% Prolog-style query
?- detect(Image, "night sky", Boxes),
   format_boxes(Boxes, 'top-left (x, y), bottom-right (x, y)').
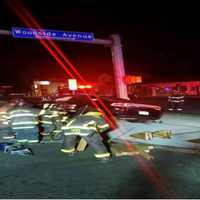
top-left (1, 1), bottom-right (200, 90)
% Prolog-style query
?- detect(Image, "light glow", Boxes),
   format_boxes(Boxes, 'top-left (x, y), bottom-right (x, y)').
top-left (68, 79), bottom-right (77, 90)
top-left (78, 85), bottom-right (92, 89)
top-left (38, 81), bottom-right (50, 85)
top-left (138, 111), bottom-right (150, 116)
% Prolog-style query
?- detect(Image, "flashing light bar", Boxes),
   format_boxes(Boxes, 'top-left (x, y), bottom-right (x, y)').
top-left (78, 85), bottom-right (93, 89)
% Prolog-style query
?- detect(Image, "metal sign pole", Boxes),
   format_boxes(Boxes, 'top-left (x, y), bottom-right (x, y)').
top-left (0, 29), bottom-right (128, 99)
top-left (0, 29), bottom-right (10, 35)
top-left (110, 34), bottom-right (128, 99)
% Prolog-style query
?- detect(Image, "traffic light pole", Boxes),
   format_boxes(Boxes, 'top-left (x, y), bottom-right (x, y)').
top-left (0, 29), bottom-right (128, 99)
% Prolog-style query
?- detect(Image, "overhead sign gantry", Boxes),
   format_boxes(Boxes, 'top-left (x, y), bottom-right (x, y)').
top-left (0, 27), bottom-right (128, 99)
top-left (12, 27), bottom-right (94, 41)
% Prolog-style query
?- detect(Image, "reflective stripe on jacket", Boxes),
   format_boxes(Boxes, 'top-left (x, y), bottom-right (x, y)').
top-left (0, 103), bottom-right (16, 125)
top-left (39, 109), bottom-right (55, 127)
top-left (168, 95), bottom-right (184, 103)
top-left (8, 107), bottom-right (39, 130)
top-left (0, 111), bottom-right (8, 123)
top-left (62, 112), bottom-right (110, 136)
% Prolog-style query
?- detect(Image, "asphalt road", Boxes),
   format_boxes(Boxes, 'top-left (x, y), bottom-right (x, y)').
top-left (0, 142), bottom-right (200, 199)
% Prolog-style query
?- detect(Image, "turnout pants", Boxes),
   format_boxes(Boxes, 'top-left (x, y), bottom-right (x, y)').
top-left (168, 101), bottom-right (184, 111)
top-left (13, 127), bottom-right (39, 143)
top-left (62, 130), bottom-right (110, 158)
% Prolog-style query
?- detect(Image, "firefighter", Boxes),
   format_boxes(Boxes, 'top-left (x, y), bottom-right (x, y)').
top-left (61, 105), bottom-right (111, 162)
top-left (0, 100), bottom-right (17, 139)
top-left (7, 99), bottom-right (39, 143)
top-left (168, 90), bottom-right (184, 111)
top-left (49, 104), bottom-right (67, 140)
top-left (39, 103), bottom-right (65, 141)
top-left (39, 103), bottom-right (55, 140)
top-left (0, 109), bottom-right (8, 127)
top-left (0, 102), bottom-right (13, 127)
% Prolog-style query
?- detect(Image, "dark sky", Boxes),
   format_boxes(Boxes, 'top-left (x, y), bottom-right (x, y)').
top-left (1, 1), bottom-right (200, 89)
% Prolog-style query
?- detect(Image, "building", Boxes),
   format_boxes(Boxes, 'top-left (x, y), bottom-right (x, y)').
top-left (33, 80), bottom-right (96, 97)
top-left (0, 85), bottom-right (13, 96)
top-left (128, 81), bottom-right (200, 97)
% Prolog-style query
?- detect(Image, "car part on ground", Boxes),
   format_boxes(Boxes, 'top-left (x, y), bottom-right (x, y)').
top-left (110, 142), bottom-right (154, 160)
top-left (130, 130), bottom-right (172, 140)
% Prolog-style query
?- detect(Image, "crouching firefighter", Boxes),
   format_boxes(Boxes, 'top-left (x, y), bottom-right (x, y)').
top-left (7, 99), bottom-right (39, 143)
top-left (61, 106), bottom-right (111, 162)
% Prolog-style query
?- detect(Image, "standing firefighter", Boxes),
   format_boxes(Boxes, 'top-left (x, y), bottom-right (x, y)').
top-left (0, 100), bottom-right (16, 139)
top-left (168, 90), bottom-right (185, 111)
top-left (0, 101), bottom-right (16, 128)
top-left (39, 103), bottom-right (64, 141)
top-left (51, 105), bottom-right (69, 140)
top-left (7, 99), bottom-right (39, 143)
top-left (49, 104), bottom-right (65, 140)
top-left (39, 103), bottom-right (55, 140)
top-left (61, 106), bottom-right (111, 162)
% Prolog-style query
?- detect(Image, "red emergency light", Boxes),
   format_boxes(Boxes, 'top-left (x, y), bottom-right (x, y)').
top-left (78, 85), bottom-right (93, 89)
top-left (124, 75), bottom-right (142, 84)
top-left (38, 81), bottom-right (50, 85)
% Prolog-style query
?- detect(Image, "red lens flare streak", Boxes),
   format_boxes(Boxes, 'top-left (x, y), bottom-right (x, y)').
top-left (7, 0), bottom-right (170, 194)
top-left (7, 3), bottom-right (75, 79)
top-left (8, 0), bottom-right (117, 130)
